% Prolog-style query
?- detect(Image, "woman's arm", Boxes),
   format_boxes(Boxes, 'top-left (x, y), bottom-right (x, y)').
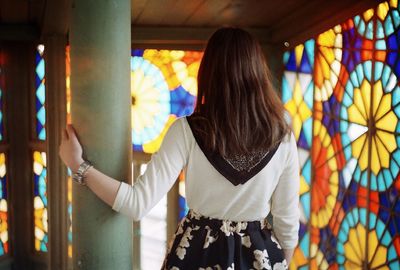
top-left (283, 248), bottom-right (294, 265)
top-left (59, 125), bottom-right (122, 207)
top-left (270, 132), bottom-right (300, 264)
top-left (59, 119), bottom-right (190, 220)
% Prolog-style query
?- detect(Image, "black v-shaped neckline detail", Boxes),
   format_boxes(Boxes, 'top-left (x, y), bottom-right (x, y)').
top-left (186, 117), bottom-right (281, 186)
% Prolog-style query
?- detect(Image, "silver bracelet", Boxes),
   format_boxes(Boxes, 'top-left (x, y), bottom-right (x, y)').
top-left (72, 160), bottom-right (93, 186)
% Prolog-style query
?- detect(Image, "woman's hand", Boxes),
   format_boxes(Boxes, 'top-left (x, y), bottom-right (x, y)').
top-left (59, 124), bottom-right (85, 172)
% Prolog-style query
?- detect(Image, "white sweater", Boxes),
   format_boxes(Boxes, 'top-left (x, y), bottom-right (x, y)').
top-left (112, 117), bottom-right (300, 249)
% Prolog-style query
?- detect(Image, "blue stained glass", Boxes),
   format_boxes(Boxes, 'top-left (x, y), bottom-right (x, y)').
top-left (285, 51), bottom-right (297, 71)
top-left (393, 9), bottom-right (400, 25)
top-left (178, 195), bottom-right (189, 220)
top-left (395, 60), bottom-right (400, 77)
top-left (132, 49), bottom-right (144, 57)
top-left (283, 51), bottom-right (290, 65)
top-left (36, 59), bottom-right (45, 80)
top-left (363, 61), bottom-right (372, 81)
top-left (376, 21), bottom-right (385, 39)
top-left (298, 129), bottom-right (309, 149)
top-left (384, 16), bottom-right (395, 36)
top-left (366, 21), bottom-right (374, 39)
top-left (376, 40), bottom-right (387, 50)
top-left (170, 86), bottom-right (196, 117)
top-left (35, 46), bottom-right (46, 141)
top-left (381, 64), bottom-right (391, 87)
top-left (301, 193), bottom-right (310, 219)
top-left (300, 232), bottom-right (310, 257)
top-left (382, 230), bottom-right (392, 246)
top-left (303, 158), bottom-right (311, 185)
top-left (299, 52), bottom-right (312, 73)
top-left (304, 118), bottom-right (313, 147)
top-left (388, 245), bottom-right (397, 261)
top-left (304, 39), bottom-right (315, 66)
top-left (304, 82), bottom-right (313, 108)
top-left (37, 107), bottom-right (46, 125)
top-left (36, 84), bottom-right (45, 105)
top-left (354, 15), bottom-right (360, 27)
top-left (281, 77), bottom-right (291, 103)
top-left (38, 129), bottom-right (46, 141)
top-left (41, 242), bottom-right (47, 252)
top-left (387, 53), bottom-right (399, 80)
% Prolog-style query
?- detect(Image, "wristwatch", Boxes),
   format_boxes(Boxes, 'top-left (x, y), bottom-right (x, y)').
top-left (72, 160), bottom-right (93, 186)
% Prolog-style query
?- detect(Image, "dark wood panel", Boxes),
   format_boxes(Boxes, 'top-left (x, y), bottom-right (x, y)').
top-left (0, 0), bottom-right (29, 23)
top-left (40, 0), bottom-right (71, 36)
top-left (269, 0), bottom-right (381, 45)
top-left (159, 0), bottom-right (205, 26)
top-left (132, 0), bottom-right (149, 24)
top-left (184, 0), bottom-right (232, 27)
top-left (134, 0), bottom-right (179, 25)
top-left (236, 0), bottom-right (307, 27)
top-left (28, 0), bottom-right (46, 24)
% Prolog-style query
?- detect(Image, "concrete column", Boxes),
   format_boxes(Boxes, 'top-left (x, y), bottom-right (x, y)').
top-left (70, 0), bottom-right (132, 269)
top-left (44, 35), bottom-right (69, 270)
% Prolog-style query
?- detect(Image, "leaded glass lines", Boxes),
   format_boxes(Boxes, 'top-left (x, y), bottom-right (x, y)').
top-left (282, 1), bottom-right (400, 268)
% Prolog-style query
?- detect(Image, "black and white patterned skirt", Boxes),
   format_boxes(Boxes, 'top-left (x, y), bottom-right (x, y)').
top-left (162, 210), bottom-right (288, 270)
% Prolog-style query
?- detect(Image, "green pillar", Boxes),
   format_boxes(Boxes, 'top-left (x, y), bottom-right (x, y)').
top-left (70, 0), bottom-right (132, 269)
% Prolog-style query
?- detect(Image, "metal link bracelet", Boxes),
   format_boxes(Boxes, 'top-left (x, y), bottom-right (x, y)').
top-left (72, 160), bottom-right (93, 186)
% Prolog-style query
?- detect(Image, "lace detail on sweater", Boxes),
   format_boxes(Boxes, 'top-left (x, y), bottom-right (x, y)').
top-left (224, 150), bottom-right (269, 172)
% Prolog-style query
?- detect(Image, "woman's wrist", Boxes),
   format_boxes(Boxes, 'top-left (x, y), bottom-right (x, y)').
top-left (70, 158), bottom-right (85, 173)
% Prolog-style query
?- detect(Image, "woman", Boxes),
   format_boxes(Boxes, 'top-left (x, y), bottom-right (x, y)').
top-left (59, 27), bottom-right (300, 270)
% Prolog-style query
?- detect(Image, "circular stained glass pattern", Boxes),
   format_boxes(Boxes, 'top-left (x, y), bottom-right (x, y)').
top-left (131, 49), bottom-right (202, 154)
top-left (311, 120), bottom-right (339, 228)
top-left (131, 56), bottom-right (171, 153)
top-left (341, 61), bottom-right (400, 191)
top-left (354, 1), bottom-right (400, 40)
top-left (315, 25), bottom-right (343, 102)
top-left (337, 207), bottom-right (399, 269)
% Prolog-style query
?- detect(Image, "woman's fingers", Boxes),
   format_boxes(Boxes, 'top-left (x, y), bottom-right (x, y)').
top-left (61, 129), bottom-right (68, 140)
top-left (66, 124), bottom-right (76, 139)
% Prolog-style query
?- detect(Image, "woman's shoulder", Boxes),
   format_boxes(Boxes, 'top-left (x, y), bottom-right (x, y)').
top-left (166, 116), bottom-right (195, 144)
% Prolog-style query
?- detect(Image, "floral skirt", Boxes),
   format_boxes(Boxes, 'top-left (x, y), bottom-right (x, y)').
top-left (161, 210), bottom-right (288, 270)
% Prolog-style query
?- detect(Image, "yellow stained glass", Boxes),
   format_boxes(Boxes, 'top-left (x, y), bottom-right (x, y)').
top-left (33, 151), bottom-right (48, 252)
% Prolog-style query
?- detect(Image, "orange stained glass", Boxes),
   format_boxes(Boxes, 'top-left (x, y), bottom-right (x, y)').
top-left (0, 153), bottom-right (8, 255)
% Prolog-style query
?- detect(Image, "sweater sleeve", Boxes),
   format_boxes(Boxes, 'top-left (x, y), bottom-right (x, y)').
top-left (112, 118), bottom-right (190, 221)
top-left (270, 131), bottom-right (300, 249)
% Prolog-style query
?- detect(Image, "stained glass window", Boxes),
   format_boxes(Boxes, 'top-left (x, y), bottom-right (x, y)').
top-left (283, 1), bottom-right (400, 268)
top-left (65, 45), bottom-right (73, 259)
top-left (178, 171), bottom-right (189, 221)
top-left (282, 39), bottom-right (315, 269)
top-left (0, 153), bottom-right (8, 255)
top-left (35, 45), bottom-right (46, 141)
top-left (131, 49), bottom-right (203, 154)
top-left (33, 151), bottom-right (48, 252)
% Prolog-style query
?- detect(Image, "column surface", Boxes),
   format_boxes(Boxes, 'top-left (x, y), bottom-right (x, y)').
top-left (70, 0), bottom-right (132, 269)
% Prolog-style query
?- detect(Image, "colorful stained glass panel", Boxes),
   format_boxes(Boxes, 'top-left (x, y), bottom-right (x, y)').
top-left (35, 45), bottom-right (46, 141)
top-left (33, 151), bottom-right (48, 252)
top-left (131, 49), bottom-right (203, 154)
top-left (178, 171), bottom-right (189, 221)
top-left (284, 1), bottom-right (400, 268)
top-left (282, 40), bottom-right (314, 270)
top-left (0, 153), bottom-right (8, 255)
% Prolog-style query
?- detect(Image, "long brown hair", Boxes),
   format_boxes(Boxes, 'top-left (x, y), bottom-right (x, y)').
top-left (190, 27), bottom-right (291, 157)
